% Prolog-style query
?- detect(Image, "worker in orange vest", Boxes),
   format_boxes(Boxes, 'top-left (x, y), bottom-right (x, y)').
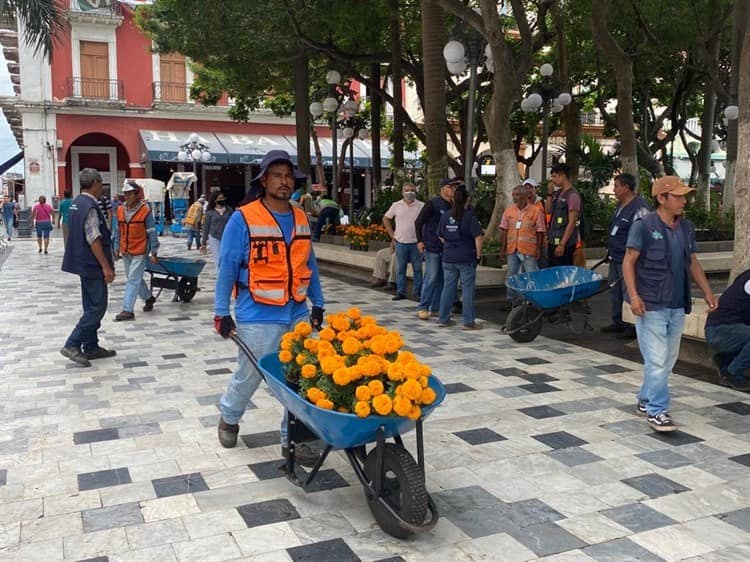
top-left (112, 182), bottom-right (159, 321)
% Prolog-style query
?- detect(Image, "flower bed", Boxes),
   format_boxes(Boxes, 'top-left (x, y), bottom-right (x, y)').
top-left (278, 308), bottom-right (436, 419)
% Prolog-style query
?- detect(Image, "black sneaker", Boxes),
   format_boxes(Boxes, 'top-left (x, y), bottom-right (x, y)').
top-left (601, 324), bottom-right (626, 334)
top-left (143, 296), bottom-right (156, 312)
top-left (60, 346), bottom-right (91, 367)
top-left (282, 443), bottom-right (320, 468)
top-left (636, 401), bottom-right (647, 416)
top-left (114, 311), bottom-right (135, 322)
top-left (217, 419), bottom-right (239, 448)
top-left (84, 347), bottom-right (117, 360)
top-left (615, 327), bottom-right (638, 340)
top-left (392, 293), bottom-right (406, 301)
top-left (647, 412), bottom-right (677, 432)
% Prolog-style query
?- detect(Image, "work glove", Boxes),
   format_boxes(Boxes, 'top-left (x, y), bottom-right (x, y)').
top-left (214, 315), bottom-right (236, 339)
top-left (310, 306), bottom-right (325, 331)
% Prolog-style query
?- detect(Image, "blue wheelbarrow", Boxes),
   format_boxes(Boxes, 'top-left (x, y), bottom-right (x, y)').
top-left (145, 256), bottom-right (206, 303)
top-left (503, 262), bottom-right (612, 343)
top-left (231, 334), bottom-right (446, 539)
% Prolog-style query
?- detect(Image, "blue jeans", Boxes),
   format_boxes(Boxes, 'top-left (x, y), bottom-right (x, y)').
top-left (220, 322), bottom-right (292, 445)
top-left (186, 228), bottom-right (201, 250)
top-left (65, 276), bottom-right (109, 352)
top-left (705, 324), bottom-right (750, 379)
top-left (418, 251), bottom-right (443, 312)
top-left (635, 307), bottom-right (685, 416)
top-left (122, 254), bottom-right (152, 313)
top-left (439, 262), bottom-right (476, 326)
top-left (395, 242), bottom-right (423, 297)
top-left (313, 207), bottom-right (339, 240)
top-left (505, 252), bottom-right (538, 301)
top-left (4, 215), bottom-right (14, 238)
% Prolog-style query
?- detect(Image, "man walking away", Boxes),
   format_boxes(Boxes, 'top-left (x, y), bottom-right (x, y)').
top-left (112, 182), bottom-right (159, 321)
top-left (705, 269), bottom-right (750, 391)
top-left (213, 150), bottom-right (325, 467)
top-left (60, 168), bottom-right (116, 367)
top-left (58, 190), bottom-right (74, 246)
top-left (2, 194), bottom-right (17, 240)
top-left (415, 179), bottom-right (457, 319)
top-left (184, 195), bottom-right (205, 250)
top-left (602, 173), bottom-right (649, 338)
top-left (499, 184), bottom-right (546, 310)
top-left (623, 176), bottom-right (716, 432)
top-left (545, 163), bottom-right (582, 267)
top-left (383, 183), bottom-right (424, 301)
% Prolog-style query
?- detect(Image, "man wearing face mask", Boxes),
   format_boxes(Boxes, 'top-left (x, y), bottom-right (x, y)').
top-left (383, 183), bottom-right (424, 301)
top-left (200, 191), bottom-right (234, 269)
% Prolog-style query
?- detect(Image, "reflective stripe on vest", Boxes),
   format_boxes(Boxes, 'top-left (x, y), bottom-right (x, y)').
top-left (117, 203), bottom-right (150, 255)
top-left (505, 204), bottom-right (541, 256)
top-left (239, 200), bottom-right (313, 306)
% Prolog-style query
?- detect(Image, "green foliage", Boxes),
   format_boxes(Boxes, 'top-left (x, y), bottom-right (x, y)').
top-left (9, 0), bottom-right (64, 59)
top-left (367, 187), bottom-right (402, 225)
top-left (263, 93), bottom-right (295, 118)
top-left (573, 134), bottom-right (619, 191)
top-left (684, 197), bottom-right (735, 240)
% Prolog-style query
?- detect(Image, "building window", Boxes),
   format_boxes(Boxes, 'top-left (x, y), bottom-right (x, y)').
top-left (79, 40), bottom-right (110, 98)
top-left (156, 52), bottom-right (187, 102)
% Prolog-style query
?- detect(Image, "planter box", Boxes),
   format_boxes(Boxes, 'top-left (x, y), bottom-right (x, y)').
top-left (348, 243), bottom-right (370, 252)
top-left (481, 255), bottom-right (503, 268)
top-left (320, 234), bottom-right (345, 245)
top-left (368, 240), bottom-right (390, 252)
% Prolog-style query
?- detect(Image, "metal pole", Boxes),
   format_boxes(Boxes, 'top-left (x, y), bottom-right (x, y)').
top-left (464, 58), bottom-right (478, 191)
top-left (192, 159), bottom-right (198, 198)
top-left (349, 139), bottom-right (355, 220)
top-left (331, 114), bottom-right (338, 199)
top-left (541, 100), bottom-right (550, 185)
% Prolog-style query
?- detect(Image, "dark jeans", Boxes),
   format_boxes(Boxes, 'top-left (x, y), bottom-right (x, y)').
top-left (608, 261), bottom-right (627, 327)
top-left (65, 276), bottom-right (109, 352)
top-left (706, 324), bottom-right (750, 379)
top-left (313, 207), bottom-right (339, 241)
top-left (547, 244), bottom-right (575, 267)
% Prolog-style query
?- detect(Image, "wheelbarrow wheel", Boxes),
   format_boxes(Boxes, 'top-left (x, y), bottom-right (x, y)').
top-left (506, 303), bottom-right (543, 343)
top-left (177, 276), bottom-right (198, 302)
top-left (363, 443), bottom-right (428, 539)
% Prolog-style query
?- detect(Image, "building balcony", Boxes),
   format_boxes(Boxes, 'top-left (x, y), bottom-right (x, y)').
top-left (152, 81), bottom-right (190, 104)
top-left (67, 77), bottom-right (124, 102)
top-left (67, 0), bottom-right (123, 26)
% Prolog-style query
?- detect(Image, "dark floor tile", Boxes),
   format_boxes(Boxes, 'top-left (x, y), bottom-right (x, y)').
top-left (719, 507), bottom-right (750, 531)
top-left (154, 385), bottom-right (183, 394)
top-left (728, 453), bottom-right (750, 467)
top-left (0, 468), bottom-right (6, 486)
top-left (516, 357), bottom-right (551, 365)
top-left (78, 467), bottom-right (131, 491)
top-left (151, 472), bottom-right (209, 498)
top-left (583, 538), bottom-right (665, 562)
top-left (167, 316), bottom-right (192, 321)
top-left (547, 447), bottom-right (603, 467)
top-left (127, 376), bottom-right (155, 384)
top-left (13, 407), bottom-right (48, 418)
top-left (122, 361), bottom-right (148, 368)
top-left (287, 538), bottom-right (360, 562)
top-left (248, 459), bottom-right (290, 480)
top-left (238, 498), bottom-right (300, 528)
top-left (621, 473), bottom-right (690, 498)
top-left (491, 367), bottom-right (528, 377)
top-left (716, 402), bottom-right (750, 416)
top-left (76, 557), bottom-right (109, 562)
top-left (532, 431), bottom-right (588, 450)
top-left (240, 430), bottom-right (280, 449)
top-left (602, 503), bottom-right (677, 533)
top-left (507, 521), bottom-right (586, 557)
top-left (443, 382), bottom-right (475, 394)
top-left (519, 373), bottom-right (558, 384)
top-left (73, 428), bottom-right (120, 445)
top-left (205, 368), bottom-right (232, 376)
top-left (433, 485), bottom-right (518, 539)
top-left (454, 428), bottom-right (507, 445)
top-left (502, 498), bottom-right (564, 528)
top-left (518, 383), bottom-right (561, 394)
top-left (646, 431), bottom-right (704, 447)
top-left (636, 449), bottom-right (693, 470)
top-left (162, 353), bottom-right (186, 359)
top-left (595, 363), bottom-right (632, 374)
top-left (303, 469), bottom-right (350, 493)
top-left (372, 558), bottom-right (405, 562)
top-left (518, 405), bottom-right (566, 419)
top-left (196, 394), bottom-right (223, 406)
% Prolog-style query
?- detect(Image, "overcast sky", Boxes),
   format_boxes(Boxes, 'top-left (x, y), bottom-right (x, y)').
top-left (0, 48), bottom-right (23, 175)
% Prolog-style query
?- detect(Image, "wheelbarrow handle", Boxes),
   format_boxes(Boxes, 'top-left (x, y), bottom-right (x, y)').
top-left (590, 256), bottom-right (609, 271)
top-left (230, 333), bottom-right (267, 383)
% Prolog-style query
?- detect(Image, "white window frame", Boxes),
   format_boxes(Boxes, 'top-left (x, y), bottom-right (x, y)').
top-left (71, 146), bottom-right (117, 196)
top-left (71, 23), bottom-right (118, 100)
top-left (151, 46), bottom-right (194, 103)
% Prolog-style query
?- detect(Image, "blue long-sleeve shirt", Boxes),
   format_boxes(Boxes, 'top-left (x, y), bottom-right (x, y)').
top-left (215, 208), bottom-right (324, 323)
top-left (111, 202), bottom-right (160, 255)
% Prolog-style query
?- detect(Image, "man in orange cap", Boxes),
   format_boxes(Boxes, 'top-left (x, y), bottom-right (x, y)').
top-left (623, 176), bottom-right (716, 433)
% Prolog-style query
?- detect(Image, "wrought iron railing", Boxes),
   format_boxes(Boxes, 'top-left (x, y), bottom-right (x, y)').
top-left (67, 77), bottom-right (124, 100)
top-left (152, 81), bottom-right (189, 103)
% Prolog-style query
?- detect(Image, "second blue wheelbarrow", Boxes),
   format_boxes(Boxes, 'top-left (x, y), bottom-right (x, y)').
top-left (503, 263), bottom-right (612, 342)
top-left (232, 334), bottom-right (447, 539)
top-left (145, 256), bottom-right (206, 303)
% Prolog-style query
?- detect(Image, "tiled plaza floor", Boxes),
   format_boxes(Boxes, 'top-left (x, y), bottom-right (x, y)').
top-left (1, 237), bottom-right (750, 561)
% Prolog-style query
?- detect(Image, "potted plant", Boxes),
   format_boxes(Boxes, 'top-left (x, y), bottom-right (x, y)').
top-left (345, 226), bottom-right (370, 251)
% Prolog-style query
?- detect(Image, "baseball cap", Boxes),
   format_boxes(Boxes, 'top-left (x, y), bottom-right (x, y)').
top-left (122, 182), bottom-right (139, 193)
top-left (651, 176), bottom-right (695, 197)
top-left (522, 178), bottom-right (538, 188)
top-left (440, 178), bottom-right (461, 187)
top-left (251, 150), bottom-right (306, 184)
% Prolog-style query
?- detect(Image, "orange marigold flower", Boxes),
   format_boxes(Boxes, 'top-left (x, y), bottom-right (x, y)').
top-left (316, 398), bottom-right (334, 410)
top-left (295, 353), bottom-right (306, 366)
top-left (301, 364), bottom-right (317, 379)
top-left (320, 356), bottom-right (339, 375)
top-left (403, 362), bottom-right (422, 379)
top-left (400, 378), bottom-right (422, 401)
top-left (278, 350), bottom-right (293, 363)
top-left (342, 337), bottom-right (362, 355)
top-left (348, 365), bottom-right (364, 381)
top-left (355, 385), bottom-right (371, 401)
top-left (419, 375), bottom-right (429, 388)
top-left (393, 396), bottom-right (413, 417)
top-left (306, 387), bottom-right (321, 402)
top-left (337, 407), bottom-right (349, 413)
top-left (332, 367), bottom-right (351, 386)
top-left (332, 315), bottom-right (350, 332)
top-left (361, 315), bottom-right (377, 326)
top-left (407, 405), bottom-right (422, 420)
top-left (421, 364), bottom-right (432, 377)
top-left (387, 362), bottom-right (405, 382)
top-left (372, 394), bottom-right (393, 416)
top-left (369, 335), bottom-right (387, 355)
top-left (347, 307), bottom-right (362, 320)
top-left (319, 328), bottom-right (336, 342)
top-left (280, 340), bottom-right (292, 351)
top-left (368, 379), bottom-right (384, 396)
top-left (419, 387), bottom-right (437, 405)
top-left (294, 321), bottom-right (312, 337)
top-left (354, 401), bottom-right (371, 418)
top-left (397, 351), bottom-right (416, 364)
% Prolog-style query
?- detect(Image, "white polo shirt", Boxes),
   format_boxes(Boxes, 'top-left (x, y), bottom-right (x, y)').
top-left (384, 199), bottom-right (424, 244)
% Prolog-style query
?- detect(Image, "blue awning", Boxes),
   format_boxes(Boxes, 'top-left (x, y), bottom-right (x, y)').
top-left (139, 130), bottom-right (229, 164)
top-left (214, 133), bottom-right (296, 165)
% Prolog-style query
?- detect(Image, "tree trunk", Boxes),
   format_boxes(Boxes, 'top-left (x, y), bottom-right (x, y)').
top-left (554, 3), bottom-right (579, 182)
top-left (310, 126), bottom-right (326, 190)
top-left (293, 49), bottom-right (311, 182)
top-left (421, 0), bottom-right (448, 195)
top-left (696, 85), bottom-right (716, 211)
top-left (591, 0), bottom-right (638, 177)
top-left (370, 63), bottom-right (383, 191)
top-left (730, 28), bottom-right (750, 282)
top-left (389, 0), bottom-right (404, 173)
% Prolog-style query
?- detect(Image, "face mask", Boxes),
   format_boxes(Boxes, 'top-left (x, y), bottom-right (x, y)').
top-left (216, 200), bottom-right (226, 206)
top-left (404, 192), bottom-right (417, 202)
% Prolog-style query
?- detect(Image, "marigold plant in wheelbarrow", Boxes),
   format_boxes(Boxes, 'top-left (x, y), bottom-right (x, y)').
top-left (278, 307), bottom-right (437, 419)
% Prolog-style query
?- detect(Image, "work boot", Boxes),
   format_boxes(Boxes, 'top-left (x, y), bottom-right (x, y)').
top-left (217, 418), bottom-right (240, 448)
top-left (143, 296), bottom-right (156, 312)
top-left (615, 327), bottom-right (637, 340)
top-left (370, 278), bottom-right (387, 288)
top-left (84, 347), bottom-right (117, 360)
top-left (281, 443), bottom-right (320, 468)
top-left (114, 311), bottom-right (135, 322)
top-left (60, 346), bottom-right (91, 367)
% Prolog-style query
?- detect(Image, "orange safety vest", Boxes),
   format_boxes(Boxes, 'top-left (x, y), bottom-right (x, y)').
top-left (239, 200), bottom-right (313, 306)
top-left (117, 203), bottom-right (150, 256)
top-left (504, 203), bottom-right (542, 257)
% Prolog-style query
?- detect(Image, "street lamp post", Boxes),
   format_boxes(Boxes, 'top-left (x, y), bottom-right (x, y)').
top-left (177, 133), bottom-right (212, 196)
top-left (309, 70), bottom-right (342, 198)
top-left (521, 64), bottom-right (571, 184)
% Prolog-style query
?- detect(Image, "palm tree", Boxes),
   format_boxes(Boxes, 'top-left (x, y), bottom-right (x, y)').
top-left (2, 0), bottom-right (64, 59)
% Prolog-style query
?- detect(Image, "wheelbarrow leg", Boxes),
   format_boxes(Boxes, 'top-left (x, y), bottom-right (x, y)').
top-left (303, 445), bottom-right (332, 488)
